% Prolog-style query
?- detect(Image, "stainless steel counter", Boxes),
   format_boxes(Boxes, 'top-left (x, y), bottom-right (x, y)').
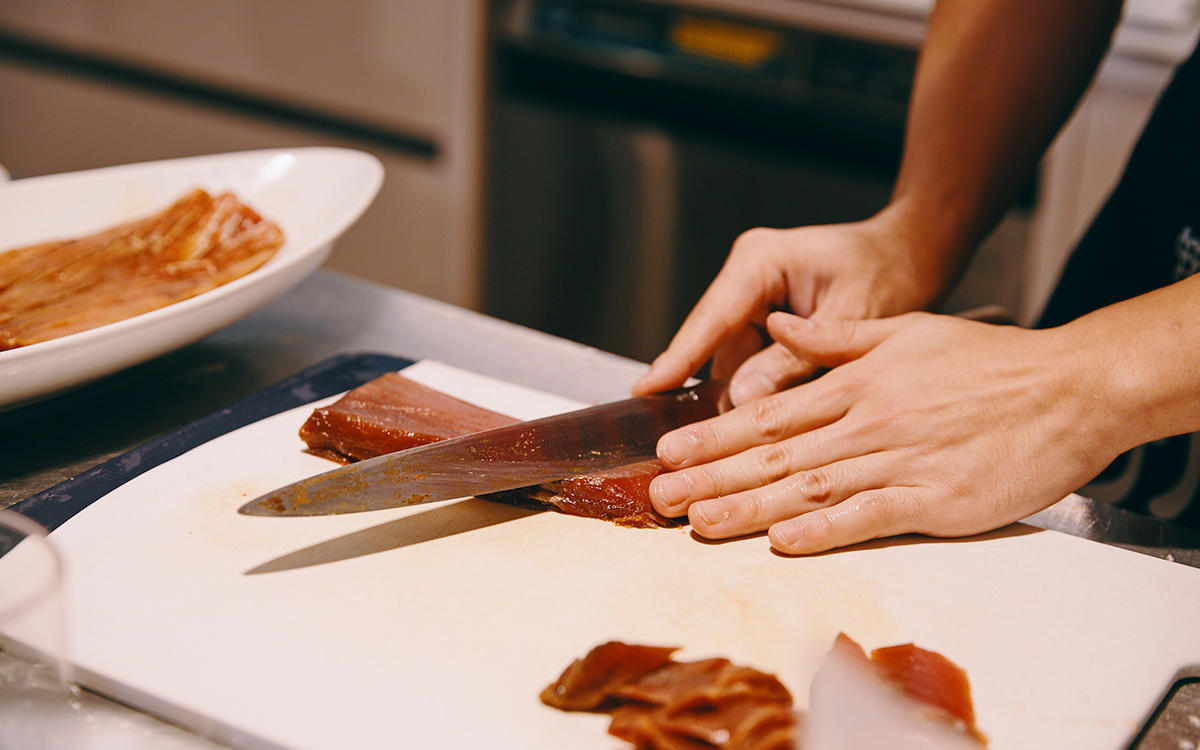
top-left (0, 270), bottom-right (646, 512)
top-left (1, 269), bottom-right (1198, 748)
top-left (5, 269), bottom-right (1199, 562)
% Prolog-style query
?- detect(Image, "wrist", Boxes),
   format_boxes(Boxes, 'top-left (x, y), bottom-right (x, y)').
top-left (859, 204), bottom-right (967, 310)
top-left (1051, 293), bottom-right (1200, 457)
top-left (1037, 322), bottom-right (1140, 465)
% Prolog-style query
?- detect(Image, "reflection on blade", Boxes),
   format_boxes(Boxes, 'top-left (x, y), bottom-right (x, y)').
top-left (239, 379), bottom-right (725, 517)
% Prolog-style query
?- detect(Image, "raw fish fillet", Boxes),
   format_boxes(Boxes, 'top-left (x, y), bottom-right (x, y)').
top-left (541, 641), bottom-right (797, 750)
top-left (299, 373), bottom-right (678, 527)
top-left (299, 372), bottom-right (516, 462)
top-left (540, 641), bottom-right (677, 711)
top-left (0, 188), bottom-right (284, 350)
top-left (543, 635), bottom-right (985, 750)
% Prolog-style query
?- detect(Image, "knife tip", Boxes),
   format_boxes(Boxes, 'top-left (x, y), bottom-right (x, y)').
top-left (237, 495), bottom-right (284, 516)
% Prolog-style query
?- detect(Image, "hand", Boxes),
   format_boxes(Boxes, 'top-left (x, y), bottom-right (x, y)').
top-left (648, 311), bottom-right (1125, 555)
top-left (631, 215), bottom-right (944, 406)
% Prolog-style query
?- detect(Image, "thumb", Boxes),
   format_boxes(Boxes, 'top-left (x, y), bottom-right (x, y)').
top-left (765, 311), bottom-right (908, 368)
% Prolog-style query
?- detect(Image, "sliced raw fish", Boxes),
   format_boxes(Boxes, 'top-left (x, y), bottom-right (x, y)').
top-left (299, 373), bottom-right (678, 527)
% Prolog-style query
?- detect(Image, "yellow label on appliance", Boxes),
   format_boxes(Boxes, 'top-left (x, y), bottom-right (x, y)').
top-left (669, 17), bottom-right (782, 68)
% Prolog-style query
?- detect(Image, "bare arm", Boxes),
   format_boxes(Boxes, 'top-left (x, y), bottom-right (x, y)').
top-left (633, 0), bottom-right (1125, 400)
top-left (648, 272), bottom-right (1200, 554)
top-left (883, 0), bottom-right (1126, 295)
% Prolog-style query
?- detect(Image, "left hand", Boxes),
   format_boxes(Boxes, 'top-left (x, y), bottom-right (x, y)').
top-left (648, 311), bottom-right (1125, 554)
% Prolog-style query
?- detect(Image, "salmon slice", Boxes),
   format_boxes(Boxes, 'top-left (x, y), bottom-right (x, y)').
top-left (298, 372), bottom-right (679, 527)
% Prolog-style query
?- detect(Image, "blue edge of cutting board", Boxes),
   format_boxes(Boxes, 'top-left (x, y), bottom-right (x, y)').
top-left (2, 352), bottom-right (412, 552)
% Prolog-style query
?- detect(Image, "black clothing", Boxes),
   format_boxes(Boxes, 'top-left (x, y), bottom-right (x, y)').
top-left (1037, 41), bottom-right (1200, 524)
top-left (1040, 42), bottom-right (1200, 328)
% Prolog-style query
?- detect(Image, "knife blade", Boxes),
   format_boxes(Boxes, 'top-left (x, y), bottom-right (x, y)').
top-left (238, 378), bottom-right (726, 516)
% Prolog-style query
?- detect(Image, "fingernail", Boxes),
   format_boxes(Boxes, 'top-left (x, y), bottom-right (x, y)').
top-left (769, 312), bottom-right (813, 333)
top-left (729, 370), bottom-right (774, 406)
top-left (634, 359), bottom-right (662, 387)
top-left (693, 500), bottom-right (731, 528)
top-left (770, 520), bottom-right (803, 548)
top-left (659, 431), bottom-right (698, 466)
top-left (650, 472), bottom-right (692, 509)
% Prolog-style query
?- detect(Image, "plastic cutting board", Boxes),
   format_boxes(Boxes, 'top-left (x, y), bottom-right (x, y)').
top-left (3, 354), bottom-right (1200, 750)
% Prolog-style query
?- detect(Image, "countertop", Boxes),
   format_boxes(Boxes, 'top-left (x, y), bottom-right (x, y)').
top-left (0, 270), bottom-right (646, 512)
top-left (2, 269), bottom-right (1199, 748)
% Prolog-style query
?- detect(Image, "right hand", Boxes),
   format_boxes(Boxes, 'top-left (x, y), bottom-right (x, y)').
top-left (631, 214), bottom-right (946, 405)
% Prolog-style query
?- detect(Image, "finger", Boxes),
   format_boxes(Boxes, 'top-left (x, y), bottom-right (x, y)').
top-left (633, 296), bottom-right (760, 395)
top-left (682, 454), bottom-right (898, 539)
top-left (767, 487), bottom-right (925, 554)
top-left (711, 325), bottom-right (766, 381)
top-left (727, 342), bottom-right (820, 406)
top-left (656, 382), bottom-right (845, 470)
top-left (650, 423), bottom-right (853, 515)
top-left (765, 311), bottom-right (911, 369)
top-left (632, 263), bottom-right (776, 396)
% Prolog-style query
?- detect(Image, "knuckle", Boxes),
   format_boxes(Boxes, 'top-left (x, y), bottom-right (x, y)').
top-left (841, 402), bottom-right (896, 440)
top-left (830, 320), bottom-right (858, 351)
top-left (741, 492), bottom-right (771, 526)
top-left (747, 396), bottom-right (790, 440)
top-left (854, 491), bottom-right (895, 526)
top-left (754, 442), bottom-right (793, 483)
top-left (854, 489), bottom-right (922, 532)
top-left (730, 227), bottom-right (774, 258)
top-left (793, 469), bottom-right (833, 505)
top-left (675, 423), bottom-right (724, 466)
top-left (805, 513), bottom-right (836, 546)
top-left (682, 424), bottom-right (712, 454)
top-left (890, 490), bottom-right (923, 528)
top-left (689, 464), bottom-right (720, 497)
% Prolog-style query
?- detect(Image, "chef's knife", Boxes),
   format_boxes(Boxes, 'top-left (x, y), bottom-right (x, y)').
top-left (238, 378), bottom-right (726, 516)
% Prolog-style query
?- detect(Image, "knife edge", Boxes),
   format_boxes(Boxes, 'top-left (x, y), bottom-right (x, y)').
top-left (238, 378), bottom-right (725, 517)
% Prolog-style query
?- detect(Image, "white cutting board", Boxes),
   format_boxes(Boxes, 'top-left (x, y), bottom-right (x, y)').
top-left (3, 360), bottom-right (1200, 749)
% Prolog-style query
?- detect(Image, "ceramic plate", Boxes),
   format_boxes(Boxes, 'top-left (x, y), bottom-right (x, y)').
top-left (0, 148), bottom-right (383, 408)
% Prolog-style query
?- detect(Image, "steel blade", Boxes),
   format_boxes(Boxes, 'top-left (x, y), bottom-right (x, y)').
top-left (239, 378), bottom-right (725, 516)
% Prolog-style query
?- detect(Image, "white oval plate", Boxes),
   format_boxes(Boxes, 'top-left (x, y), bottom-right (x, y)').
top-left (0, 147), bottom-right (383, 408)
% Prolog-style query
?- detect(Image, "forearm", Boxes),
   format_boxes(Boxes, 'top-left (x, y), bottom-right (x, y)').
top-left (1063, 273), bottom-right (1200, 452)
top-left (633, 0), bottom-right (1124, 396)
top-left (880, 0), bottom-right (1124, 303)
